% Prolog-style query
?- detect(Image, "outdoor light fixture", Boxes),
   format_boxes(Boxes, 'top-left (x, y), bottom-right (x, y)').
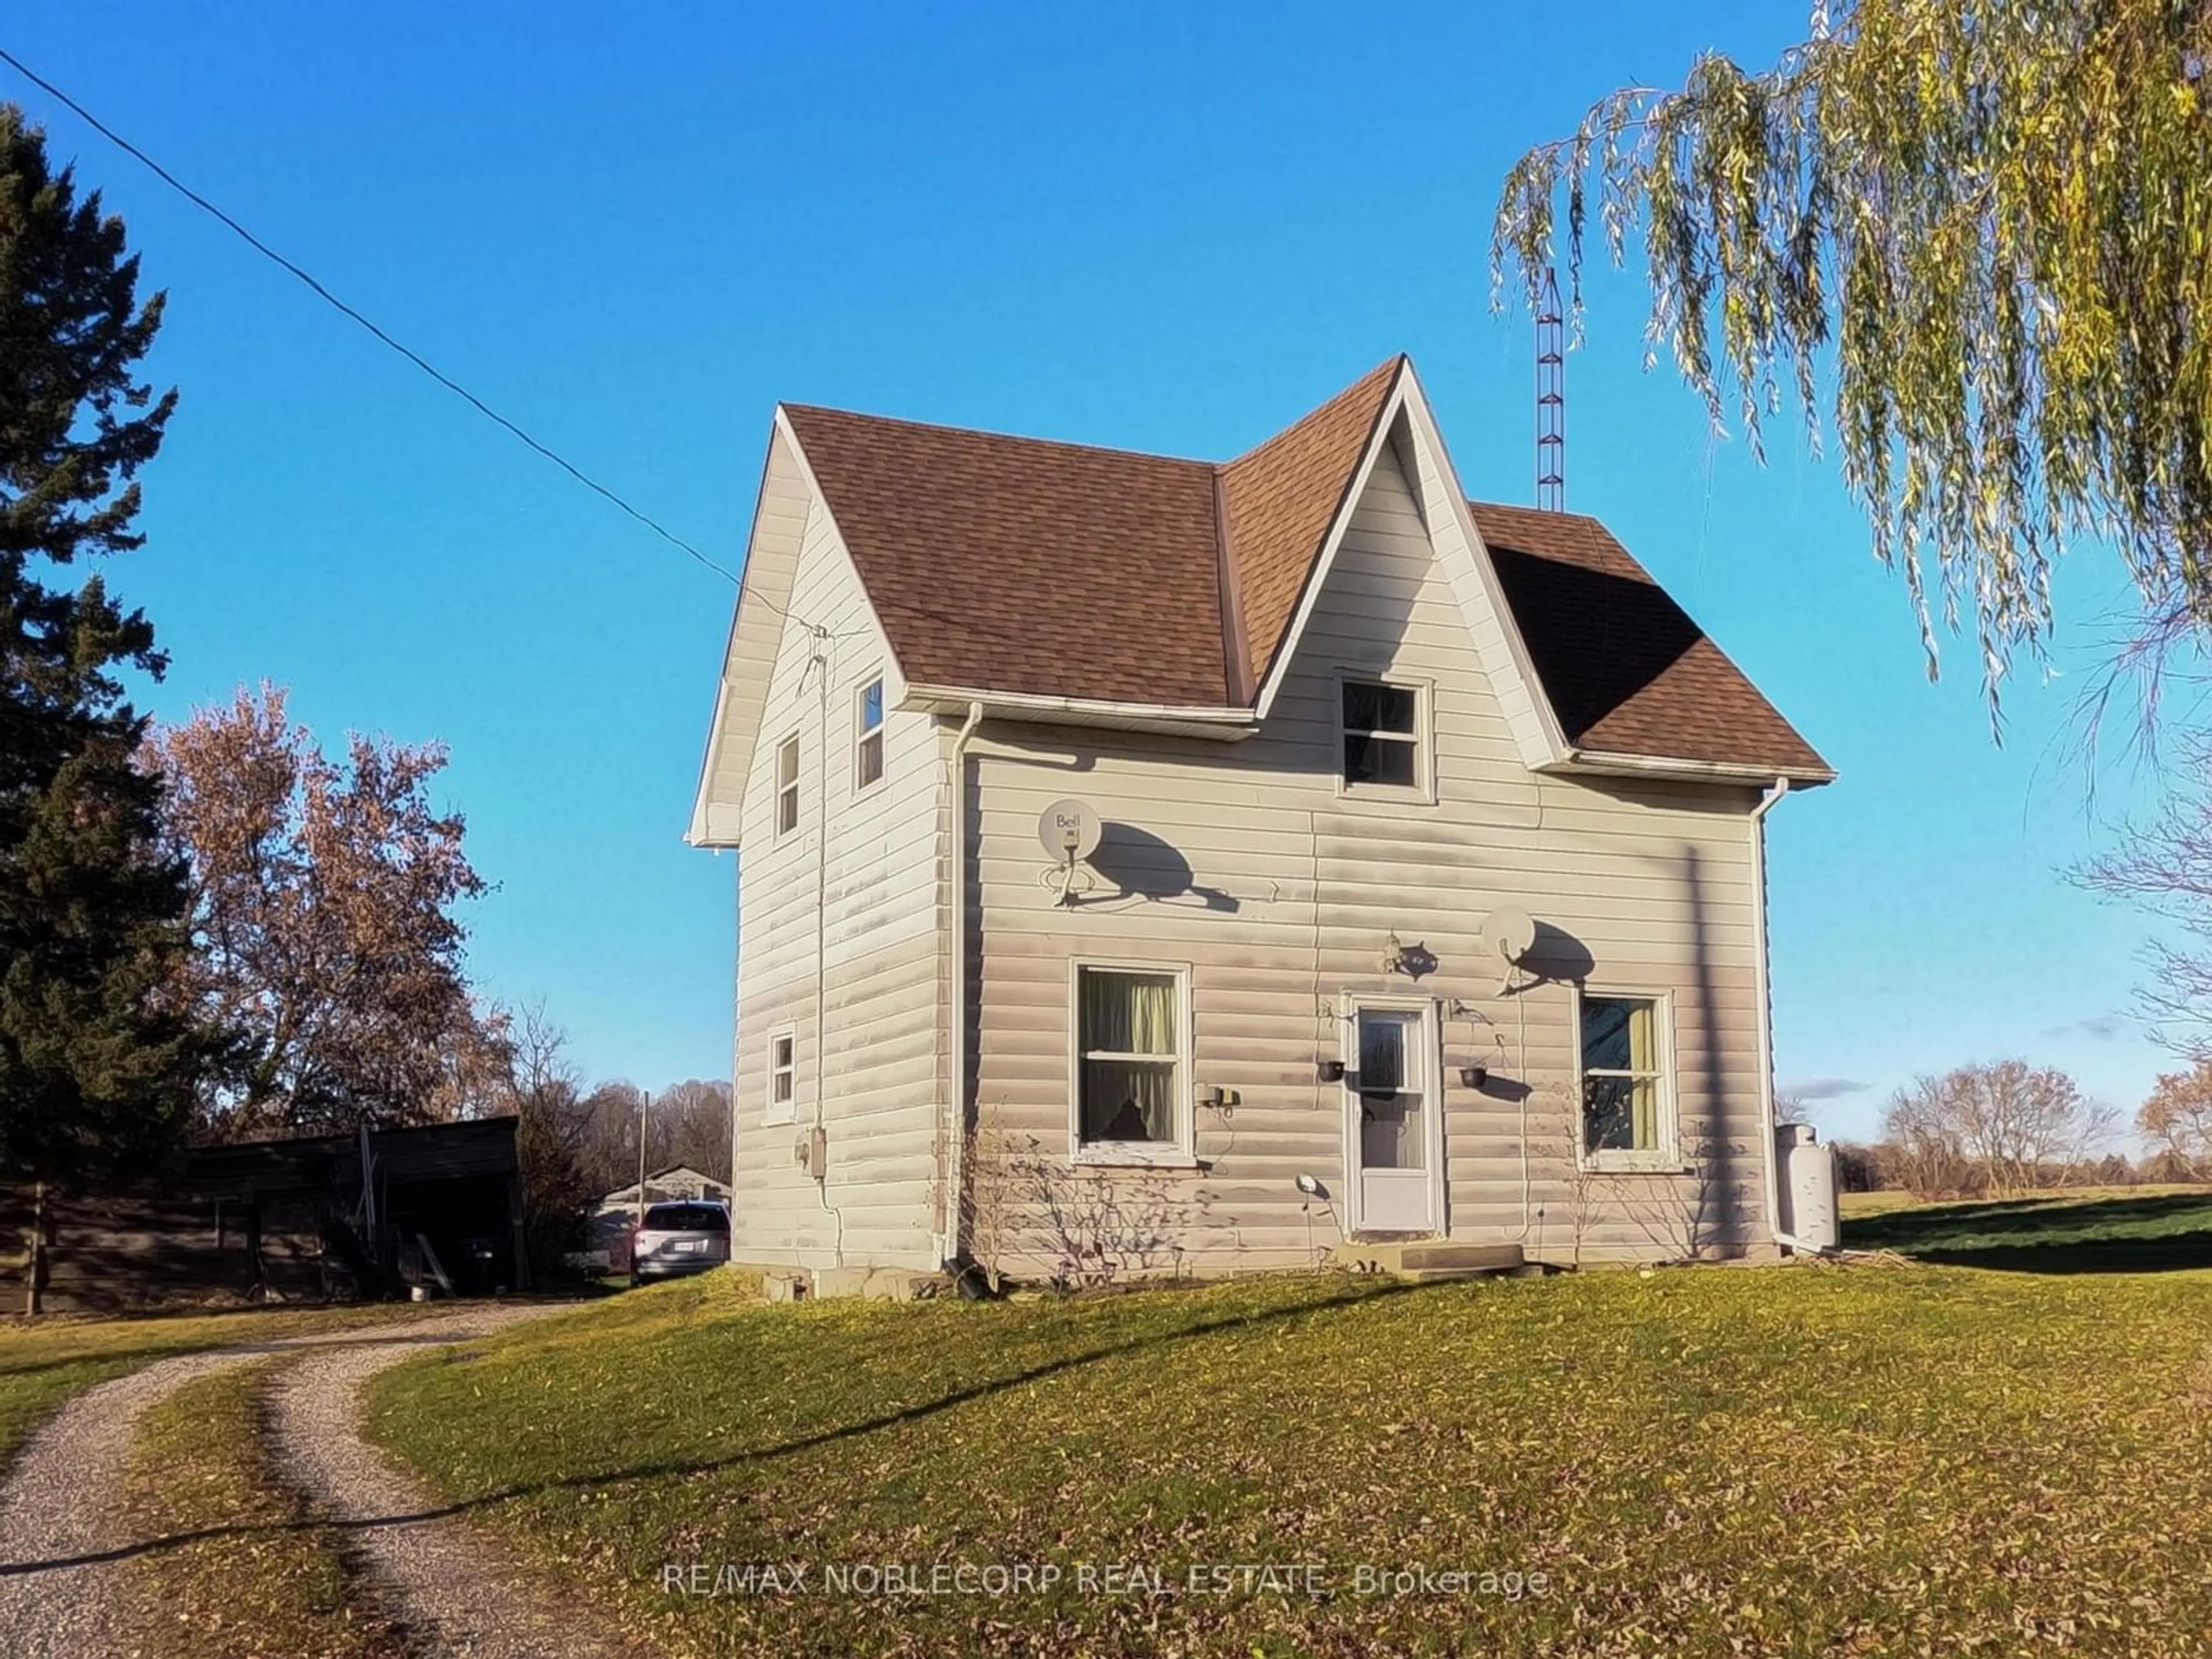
top-left (1293, 1172), bottom-right (1339, 1256)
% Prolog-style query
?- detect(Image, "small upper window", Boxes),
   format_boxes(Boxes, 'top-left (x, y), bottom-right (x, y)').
top-left (1341, 679), bottom-right (1422, 789)
top-left (855, 677), bottom-right (885, 790)
top-left (767, 1031), bottom-right (796, 1124)
top-left (1581, 995), bottom-right (1672, 1164)
top-left (775, 734), bottom-right (800, 835)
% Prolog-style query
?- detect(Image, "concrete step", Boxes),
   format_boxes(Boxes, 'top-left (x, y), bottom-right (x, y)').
top-left (1398, 1243), bottom-right (1526, 1272)
top-left (1330, 1241), bottom-right (1527, 1278)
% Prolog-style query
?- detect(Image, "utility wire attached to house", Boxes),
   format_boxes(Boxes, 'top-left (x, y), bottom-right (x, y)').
top-left (0, 46), bottom-right (744, 589)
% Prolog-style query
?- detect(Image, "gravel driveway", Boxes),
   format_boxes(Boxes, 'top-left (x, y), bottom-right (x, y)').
top-left (0, 1344), bottom-right (273, 1659)
top-left (268, 1311), bottom-right (637, 1659)
top-left (0, 1305), bottom-right (579, 1659)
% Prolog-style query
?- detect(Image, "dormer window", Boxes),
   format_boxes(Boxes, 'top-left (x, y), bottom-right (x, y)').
top-left (1340, 677), bottom-right (1425, 791)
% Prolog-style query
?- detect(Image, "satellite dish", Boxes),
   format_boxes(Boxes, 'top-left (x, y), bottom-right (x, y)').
top-left (1486, 904), bottom-right (1537, 965)
top-left (1037, 799), bottom-right (1102, 863)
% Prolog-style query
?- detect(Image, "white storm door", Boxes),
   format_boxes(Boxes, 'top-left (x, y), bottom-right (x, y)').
top-left (1345, 1001), bottom-right (1443, 1236)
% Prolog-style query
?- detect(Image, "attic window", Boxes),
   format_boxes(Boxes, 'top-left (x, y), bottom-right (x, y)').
top-left (855, 677), bottom-right (885, 791)
top-left (1340, 678), bottom-right (1423, 791)
top-left (775, 734), bottom-right (800, 835)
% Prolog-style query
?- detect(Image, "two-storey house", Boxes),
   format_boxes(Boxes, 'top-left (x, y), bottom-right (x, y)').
top-left (688, 356), bottom-right (1831, 1283)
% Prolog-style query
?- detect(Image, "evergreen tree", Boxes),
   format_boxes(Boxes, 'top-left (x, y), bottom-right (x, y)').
top-left (0, 104), bottom-right (210, 1302)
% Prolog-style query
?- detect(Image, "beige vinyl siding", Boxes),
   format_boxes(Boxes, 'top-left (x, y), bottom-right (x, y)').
top-left (729, 490), bottom-right (947, 1271)
top-left (965, 426), bottom-right (1774, 1275)
top-left (694, 428), bottom-right (816, 844)
top-left (1395, 408), bottom-right (1561, 771)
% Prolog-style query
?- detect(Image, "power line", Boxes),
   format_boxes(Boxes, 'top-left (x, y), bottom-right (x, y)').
top-left (0, 46), bottom-right (741, 588)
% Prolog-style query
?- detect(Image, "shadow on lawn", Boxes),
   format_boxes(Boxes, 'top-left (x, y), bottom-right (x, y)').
top-left (1, 1276), bottom-right (1429, 1577)
top-left (1846, 1192), bottom-right (2212, 1274)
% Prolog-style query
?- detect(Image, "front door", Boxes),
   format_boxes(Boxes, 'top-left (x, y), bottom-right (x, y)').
top-left (1344, 1001), bottom-right (1443, 1236)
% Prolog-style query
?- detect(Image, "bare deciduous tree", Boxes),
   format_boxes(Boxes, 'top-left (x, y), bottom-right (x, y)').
top-left (144, 684), bottom-right (499, 1138)
top-left (650, 1078), bottom-right (733, 1185)
top-left (502, 1002), bottom-right (593, 1272)
top-left (2138, 1063), bottom-right (2212, 1179)
top-left (1881, 1062), bottom-right (2118, 1198)
top-left (1878, 1086), bottom-right (1971, 1199)
top-left (570, 1080), bottom-right (645, 1195)
top-left (2077, 741), bottom-right (2212, 1056)
top-left (565, 1078), bottom-right (732, 1197)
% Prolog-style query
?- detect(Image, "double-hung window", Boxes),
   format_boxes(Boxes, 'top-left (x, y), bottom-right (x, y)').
top-left (1579, 993), bottom-right (1675, 1167)
top-left (1074, 964), bottom-right (1188, 1159)
top-left (854, 677), bottom-right (885, 790)
top-left (1340, 677), bottom-right (1424, 791)
top-left (774, 734), bottom-right (800, 836)
top-left (765, 1028), bottom-right (797, 1126)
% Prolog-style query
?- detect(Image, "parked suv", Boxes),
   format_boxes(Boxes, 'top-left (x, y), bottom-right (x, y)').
top-left (628, 1200), bottom-right (732, 1285)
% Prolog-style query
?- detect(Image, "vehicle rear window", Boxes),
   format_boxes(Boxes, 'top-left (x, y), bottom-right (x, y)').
top-left (642, 1202), bottom-right (728, 1233)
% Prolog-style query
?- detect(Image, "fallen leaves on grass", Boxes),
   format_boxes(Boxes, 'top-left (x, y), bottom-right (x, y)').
top-left (363, 1268), bottom-right (2212, 1658)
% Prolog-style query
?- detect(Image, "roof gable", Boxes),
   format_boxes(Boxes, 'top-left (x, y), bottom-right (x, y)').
top-left (1219, 357), bottom-right (1404, 694)
top-left (1234, 369), bottom-right (1568, 780)
top-left (687, 423), bottom-right (819, 846)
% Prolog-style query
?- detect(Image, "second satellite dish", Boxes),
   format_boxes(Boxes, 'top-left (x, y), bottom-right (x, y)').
top-left (1485, 904), bottom-right (1537, 965)
top-left (1037, 799), bottom-right (1103, 863)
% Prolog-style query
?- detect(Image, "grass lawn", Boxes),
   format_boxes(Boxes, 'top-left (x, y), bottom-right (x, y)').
top-left (367, 1264), bottom-right (2212, 1658)
top-left (124, 1359), bottom-right (407, 1659)
top-left (1843, 1187), bottom-right (2212, 1271)
top-left (0, 1303), bottom-right (419, 1468)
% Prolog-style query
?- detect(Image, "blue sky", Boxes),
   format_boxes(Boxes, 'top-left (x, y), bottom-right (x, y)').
top-left (5, 2), bottom-right (2182, 1141)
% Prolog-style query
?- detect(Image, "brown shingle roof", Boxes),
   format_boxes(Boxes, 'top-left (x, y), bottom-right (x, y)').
top-left (781, 405), bottom-right (1228, 706)
top-left (1219, 357), bottom-right (1404, 692)
top-left (1471, 503), bottom-right (1830, 777)
top-left (777, 363), bottom-right (1827, 778)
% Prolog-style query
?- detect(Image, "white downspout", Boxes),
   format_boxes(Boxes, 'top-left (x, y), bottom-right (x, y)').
top-left (1749, 777), bottom-right (1818, 1255)
top-left (810, 633), bottom-right (843, 1267)
top-left (937, 701), bottom-right (986, 1268)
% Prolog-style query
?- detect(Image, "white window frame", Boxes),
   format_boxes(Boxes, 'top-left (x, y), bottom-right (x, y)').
top-left (853, 673), bottom-right (885, 793)
top-left (764, 1025), bottom-right (798, 1127)
top-left (1067, 959), bottom-right (1196, 1168)
top-left (1573, 987), bottom-right (1681, 1172)
top-left (774, 732), bottom-right (801, 838)
top-left (1335, 671), bottom-right (1434, 803)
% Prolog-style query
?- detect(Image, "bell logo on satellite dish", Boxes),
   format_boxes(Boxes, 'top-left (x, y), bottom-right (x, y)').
top-left (1038, 800), bottom-right (1102, 906)
top-left (1484, 904), bottom-right (1537, 967)
top-left (1037, 800), bottom-right (1102, 862)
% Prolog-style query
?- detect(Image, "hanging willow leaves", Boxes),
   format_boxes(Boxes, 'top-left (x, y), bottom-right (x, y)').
top-left (1492, 0), bottom-right (2212, 718)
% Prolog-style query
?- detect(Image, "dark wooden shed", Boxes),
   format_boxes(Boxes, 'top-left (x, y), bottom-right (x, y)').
top-left (2, 1117), bottom-right (527, 1313)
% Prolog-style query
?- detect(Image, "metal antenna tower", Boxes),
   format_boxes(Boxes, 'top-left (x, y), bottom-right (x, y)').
top-left (1535, 267), bottom-right (1565, 512)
